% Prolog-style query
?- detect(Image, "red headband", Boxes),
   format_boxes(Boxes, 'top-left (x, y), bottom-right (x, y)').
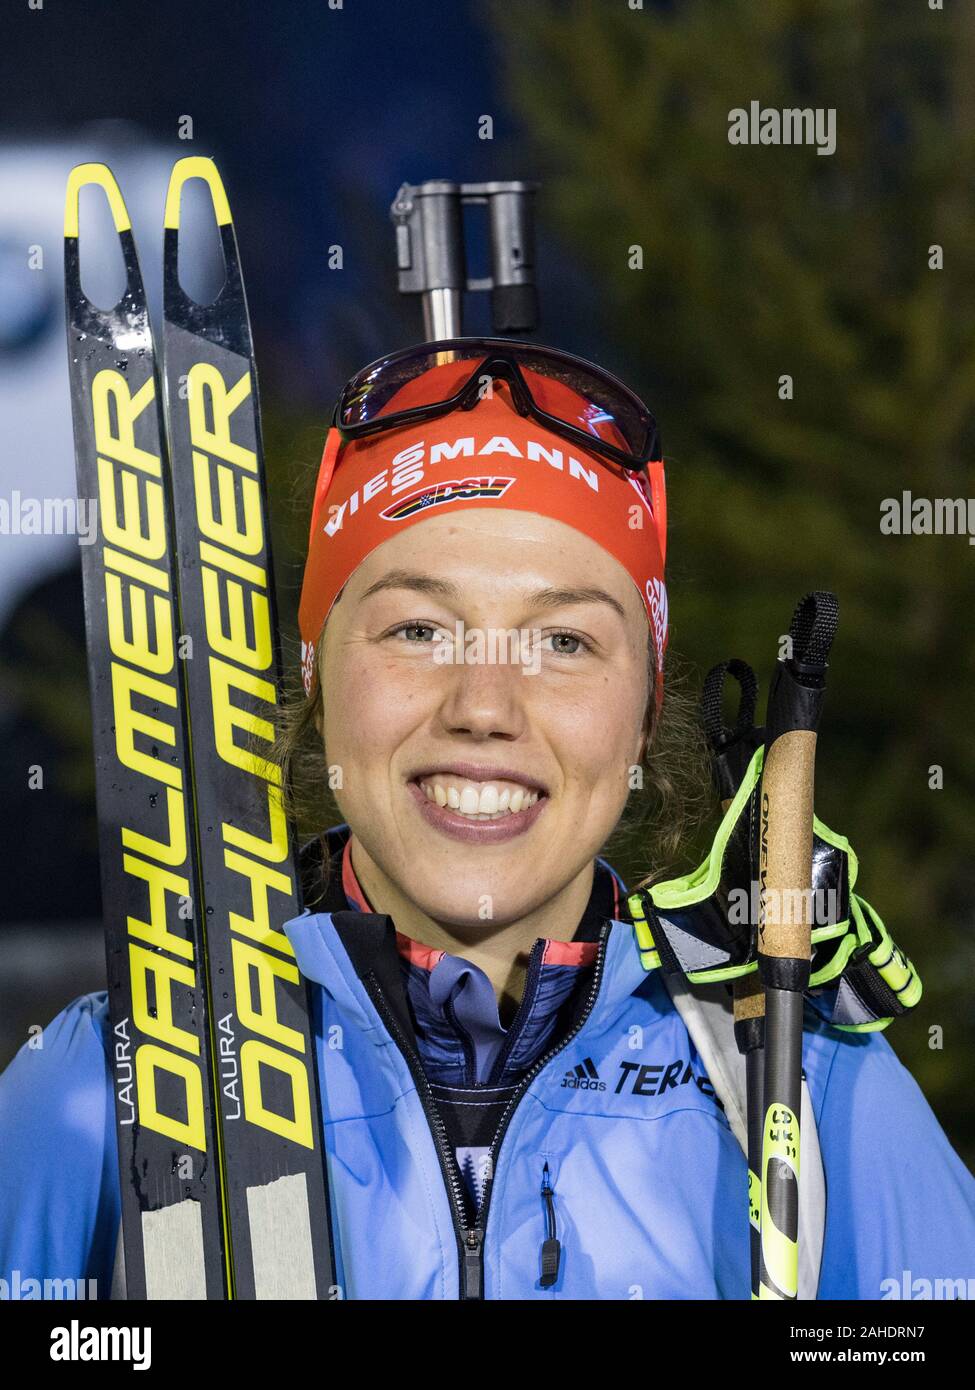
top-left (299, 385), bottom-right (668, 708)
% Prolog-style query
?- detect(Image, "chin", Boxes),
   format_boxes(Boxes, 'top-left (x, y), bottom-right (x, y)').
top-left (411, 877), bottom-right (541, 933)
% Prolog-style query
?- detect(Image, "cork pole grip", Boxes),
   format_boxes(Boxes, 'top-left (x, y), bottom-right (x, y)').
top-left (734, 970), bottom-right (767, 1021)
top-left (758, 729), bottom-right (816, 960)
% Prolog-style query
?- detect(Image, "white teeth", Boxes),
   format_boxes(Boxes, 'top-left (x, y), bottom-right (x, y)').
top-left (417, 778), bottom-right (542, 820)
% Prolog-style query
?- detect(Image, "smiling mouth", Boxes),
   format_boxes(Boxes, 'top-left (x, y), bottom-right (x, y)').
top-left (413, 776), bottom-right (545, 822)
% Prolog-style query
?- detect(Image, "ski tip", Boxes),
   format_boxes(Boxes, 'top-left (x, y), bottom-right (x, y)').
top-left (164, 157), bottom-right (232, 231)
top-left (64, 163), bottom-right (131, 239)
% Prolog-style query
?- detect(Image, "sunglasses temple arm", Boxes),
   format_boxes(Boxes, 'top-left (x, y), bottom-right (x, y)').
top-left (308, 428), bottom-right (343, 544)
top-left (648, 460), bottom-right (667, 567)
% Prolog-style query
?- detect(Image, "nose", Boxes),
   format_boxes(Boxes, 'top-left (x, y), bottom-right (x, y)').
top-left (436, 646), bottom-right (532, 742)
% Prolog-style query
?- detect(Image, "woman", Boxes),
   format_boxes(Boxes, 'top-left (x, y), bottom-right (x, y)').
top-left (2, 340), bottom-right (973, 1300)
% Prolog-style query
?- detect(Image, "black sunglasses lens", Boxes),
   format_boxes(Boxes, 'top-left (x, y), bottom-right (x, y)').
top-left (339, 346), bottom-right (486, 428)
top-left (514, 350), bottom-right (655, 461)
top-left (338, 341), bottom-right (657, 464)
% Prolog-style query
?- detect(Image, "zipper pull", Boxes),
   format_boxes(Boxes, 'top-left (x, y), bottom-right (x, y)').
top-left (539, 1162), bottom-right (561, 1289)
top-left (462, 1228), bottom-right (484, 1300)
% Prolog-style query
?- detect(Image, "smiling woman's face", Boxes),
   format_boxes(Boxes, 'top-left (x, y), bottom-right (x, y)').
top-left (318, 508), bottom-right (651, 931)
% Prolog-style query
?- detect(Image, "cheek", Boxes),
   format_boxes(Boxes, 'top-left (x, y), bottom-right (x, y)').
top-left (539, 677), bottom-right (645, 788)
top-left (321, 650), bottom-right (426, 764)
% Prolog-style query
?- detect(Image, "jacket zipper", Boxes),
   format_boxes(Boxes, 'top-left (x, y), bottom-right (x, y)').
top-left (362, 923), bottom-right (610, 1299)
top-left (362, 976), bottom-right (474, 1281)
top-left (485, 937), bottom-right (546, 1084)
top-left (539, 1161), bottom-right (561, 1288)
top-left (472, 926), bottom-right (608, 1282)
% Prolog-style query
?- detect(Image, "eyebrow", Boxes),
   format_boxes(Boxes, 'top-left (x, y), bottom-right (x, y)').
top-left (527, 586), bottom-right (627, 621)
top-left (358, 569), bottom-right (627, 620)
top-left (359, 570), bottom-right (459, 602)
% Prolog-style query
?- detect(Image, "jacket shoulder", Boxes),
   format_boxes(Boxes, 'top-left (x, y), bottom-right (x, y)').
top-left (808, 1023), bottom-right (975, 1296)
top-left (0, 992), bottom-right (119, 1294)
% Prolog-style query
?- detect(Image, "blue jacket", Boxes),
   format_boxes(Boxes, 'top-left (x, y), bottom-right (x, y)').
top-left (1, 904), bottom-right (974, 1299)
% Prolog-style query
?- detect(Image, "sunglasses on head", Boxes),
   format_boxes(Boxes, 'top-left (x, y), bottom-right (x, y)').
top-left (333, 337), bottom-right (662, 477)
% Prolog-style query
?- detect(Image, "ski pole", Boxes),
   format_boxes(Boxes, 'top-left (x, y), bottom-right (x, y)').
top-left (738, 976), bottom-right (766, 1300)
top-left (391, 179), bottom-right (538, 339)
top-left (700, 658), bottom-right (765, 1300)
top-left (757, 592), bottom-right (838, 1301)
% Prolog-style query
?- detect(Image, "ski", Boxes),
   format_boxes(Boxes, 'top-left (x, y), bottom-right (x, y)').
top-left (64, 164), bottom-right (230, 1299)
top-left (159, 158), bottom-right (334, 1300)
top-left (65, 158), bottom-right (335, 1300)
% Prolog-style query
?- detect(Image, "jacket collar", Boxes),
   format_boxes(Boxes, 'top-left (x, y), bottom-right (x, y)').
top-left (284, 906), bottom-right (653, 1041)
top-left (287, 822), bottom-right (654, 1037)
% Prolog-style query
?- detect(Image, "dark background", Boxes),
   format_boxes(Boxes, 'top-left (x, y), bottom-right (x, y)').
top-left (0, 0), bottom-right (972, 1167)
